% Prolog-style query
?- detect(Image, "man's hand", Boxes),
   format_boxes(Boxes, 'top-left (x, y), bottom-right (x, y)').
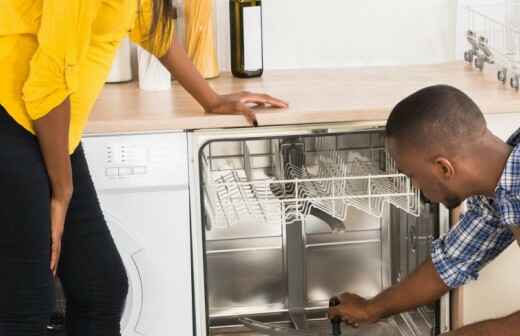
top-left (206, 91), bottom-right (288, 126)
top-left (329, 258), bottom-right (448, 329)
top-left (328, 293), bottom-right (380, 327)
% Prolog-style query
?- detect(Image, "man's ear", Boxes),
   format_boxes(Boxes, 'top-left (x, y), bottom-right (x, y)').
top-left (433, 156), bottom-right (455, 180)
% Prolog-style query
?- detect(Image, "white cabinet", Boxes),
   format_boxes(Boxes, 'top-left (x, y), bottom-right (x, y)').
top-left (459, 113), bottom-right (520, 325)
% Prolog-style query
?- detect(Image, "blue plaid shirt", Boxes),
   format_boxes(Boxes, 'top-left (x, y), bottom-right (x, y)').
top-left (431, 128), bottom-right (520, 289)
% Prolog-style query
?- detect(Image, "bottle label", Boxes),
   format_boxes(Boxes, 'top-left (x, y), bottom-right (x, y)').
top-left (242, 6), bottom-right (262, 71)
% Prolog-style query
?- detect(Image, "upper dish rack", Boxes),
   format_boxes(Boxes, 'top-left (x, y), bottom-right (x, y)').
top-left (202, 136), bottom-right (420, 230)
top-left (463, 0), bottom-right (520, 89)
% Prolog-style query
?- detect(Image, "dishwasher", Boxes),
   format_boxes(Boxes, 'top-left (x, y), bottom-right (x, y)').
top-left (188, 122), bottom-right (451, 336)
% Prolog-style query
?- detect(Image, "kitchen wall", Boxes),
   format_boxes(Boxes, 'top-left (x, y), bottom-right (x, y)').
top-left (138, 0), bottom-right (458, 74)
top-left (212, 0), bottom-right (458, 70)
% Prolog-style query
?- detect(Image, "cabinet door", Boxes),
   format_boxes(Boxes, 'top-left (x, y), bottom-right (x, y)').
top-left (460, 113), bottom-right (520, 325)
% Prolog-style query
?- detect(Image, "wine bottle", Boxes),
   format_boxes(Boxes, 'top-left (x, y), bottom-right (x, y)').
top-left (229, 0), bottom-right (263, 78)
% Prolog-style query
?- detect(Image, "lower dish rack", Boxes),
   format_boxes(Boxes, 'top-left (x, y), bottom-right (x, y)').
top-left (202, 137), bottom-right (420, 230)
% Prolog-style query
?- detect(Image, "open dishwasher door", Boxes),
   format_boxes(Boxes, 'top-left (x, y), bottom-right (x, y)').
top-left (188, 123), bottom-right (450, 336)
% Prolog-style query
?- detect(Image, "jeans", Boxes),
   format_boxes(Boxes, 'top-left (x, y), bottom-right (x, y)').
top-left (0, 105), bottom-right (128, 335)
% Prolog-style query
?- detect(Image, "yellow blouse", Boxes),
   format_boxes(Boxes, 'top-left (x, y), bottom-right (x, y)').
top-left (0, 0), bottom-right (174, 153)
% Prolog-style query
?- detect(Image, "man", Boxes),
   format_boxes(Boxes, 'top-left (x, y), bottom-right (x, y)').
top-left (329, 85), bottom-right (520, 335)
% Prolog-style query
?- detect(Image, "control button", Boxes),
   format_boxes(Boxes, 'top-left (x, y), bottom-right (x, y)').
top-left (105, 168), bottom-right (118, 177)
top-left (134, 166), bottom-right (147, 175)
top-left (118, 167), bottom-right (132, 176)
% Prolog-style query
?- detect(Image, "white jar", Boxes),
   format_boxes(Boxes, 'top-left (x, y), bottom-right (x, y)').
top-left (106, 37), bottom-right (133, 83)
top-left (137, 46), bottom-right (172, 91)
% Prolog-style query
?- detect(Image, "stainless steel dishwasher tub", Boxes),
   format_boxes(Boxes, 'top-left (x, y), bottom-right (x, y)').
top-left (188, 123), bottom-right (451, 336)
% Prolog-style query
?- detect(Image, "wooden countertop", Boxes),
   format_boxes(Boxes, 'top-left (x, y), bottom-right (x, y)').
top-left (86, 62), bottom-right (520, 134)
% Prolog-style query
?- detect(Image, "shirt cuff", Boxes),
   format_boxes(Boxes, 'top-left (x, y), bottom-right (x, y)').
top-left (431, 238), bottom-right (477, 289)
top-left (22, 49), bottom-right (76, 120)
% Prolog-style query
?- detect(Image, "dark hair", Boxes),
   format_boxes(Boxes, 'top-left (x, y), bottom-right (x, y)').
top-left (149, 0), bottom-right (177, 45)
top-left (386, 85), bottom-right (486, 148)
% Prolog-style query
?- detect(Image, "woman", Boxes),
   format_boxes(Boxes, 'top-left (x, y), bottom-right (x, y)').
top-left (0, 1), bottom-right (287, 335)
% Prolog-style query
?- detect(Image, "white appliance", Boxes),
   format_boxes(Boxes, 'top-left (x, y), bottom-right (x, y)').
top-left (82, 132), bottom-right (192, 335)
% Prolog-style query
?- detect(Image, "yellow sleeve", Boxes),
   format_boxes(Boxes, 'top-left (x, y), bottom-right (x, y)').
top-left (22, 0), bottom-right (100, 120)
top-left (129, 0), bottom-right (175, 58)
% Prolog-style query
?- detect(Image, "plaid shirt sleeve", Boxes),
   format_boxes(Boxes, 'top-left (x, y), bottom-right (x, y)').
top-left (431, 197), bottom-right (515, 289)
top-left (498, 194), bottom-right (520, 228)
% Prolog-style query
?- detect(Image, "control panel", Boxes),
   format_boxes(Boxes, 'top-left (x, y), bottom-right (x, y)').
top-left (82, 133), bottom-right (189, 191)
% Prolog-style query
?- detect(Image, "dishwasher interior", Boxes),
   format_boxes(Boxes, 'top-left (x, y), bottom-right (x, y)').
top-left (199, 129), bottom-right (443, 336)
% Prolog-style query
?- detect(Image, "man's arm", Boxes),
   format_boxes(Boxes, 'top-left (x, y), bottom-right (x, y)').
top-left (444, 311), bottom-right (520, 336)
top-left (329, 258), bottom-right (448, 324)
top-left (330, 198), bottom-right (515, 325)
top-left (369, 258), bottom-right (448, 319)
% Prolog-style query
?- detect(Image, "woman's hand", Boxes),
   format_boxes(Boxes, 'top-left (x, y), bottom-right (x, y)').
top-left (159, 38), bottom-right (289, 126)
top-left (50, 192), bottom-right (72, 276)
top-left (206, 92), bottom-right (288, 126)
top-left (33, 98), bottom-right (73, 276)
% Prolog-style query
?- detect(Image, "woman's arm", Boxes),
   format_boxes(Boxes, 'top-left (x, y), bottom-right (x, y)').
top-left (33, 98), bottom-right (73, 276)
top-left (21, 0), bottom-right (99, 275)
top-left (159, 37), bottom-right (288, 126)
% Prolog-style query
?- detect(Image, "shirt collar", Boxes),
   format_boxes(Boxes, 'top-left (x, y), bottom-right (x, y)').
top-left (495, 128), bottom-right (520, 193)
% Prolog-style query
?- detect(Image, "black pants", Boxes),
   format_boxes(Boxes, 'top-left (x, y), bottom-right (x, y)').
top-left (0, 106), bottom-right (128, 335)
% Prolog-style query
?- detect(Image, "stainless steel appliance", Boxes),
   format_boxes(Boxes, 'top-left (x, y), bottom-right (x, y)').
top-left (188, 122), bottom-right (451, 336)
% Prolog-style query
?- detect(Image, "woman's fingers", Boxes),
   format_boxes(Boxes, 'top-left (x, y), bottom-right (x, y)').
top-left (50, 227), bottom-right (63, 275)
top-left (261, 94), bottom-right (289, 108)
top-left (208, 91), bottom-right (287, 126)
top-left (49, 198), bottom-right (68, 276)
top-left (50, 237), bottom-right (61, 276)
top-left (238, 104), bottom-right (258, 126)
top-left (240, 93), bottom-right (289, 108)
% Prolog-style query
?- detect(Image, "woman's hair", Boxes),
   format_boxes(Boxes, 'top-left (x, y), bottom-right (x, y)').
top-left (149, 0), bottom-right (177, 45)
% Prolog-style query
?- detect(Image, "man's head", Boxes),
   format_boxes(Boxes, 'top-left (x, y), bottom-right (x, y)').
top-left (386, 85), bottom-right (487, 209)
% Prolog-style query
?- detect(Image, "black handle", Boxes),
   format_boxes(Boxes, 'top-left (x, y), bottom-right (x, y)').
top-left (329, 297), bottom-right (342, 336)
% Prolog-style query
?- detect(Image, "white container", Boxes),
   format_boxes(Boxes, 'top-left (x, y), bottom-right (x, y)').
top-left (107, 37), bottom-right (133, 83)
top-left (137, 46), bottom-right (172, 91)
